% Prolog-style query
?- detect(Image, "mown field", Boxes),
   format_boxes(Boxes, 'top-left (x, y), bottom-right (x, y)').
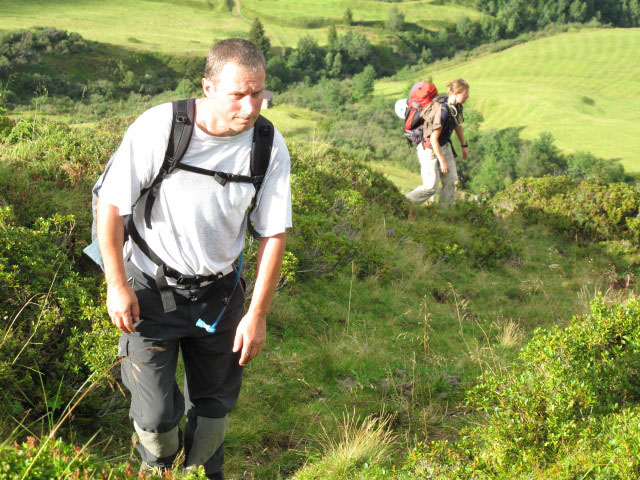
top-left (376, 28), bottom-right (640, 173)
top-left (0, 0), bottom-right (482, 53)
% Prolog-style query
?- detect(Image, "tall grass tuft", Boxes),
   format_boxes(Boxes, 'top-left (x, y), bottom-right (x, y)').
top-left (292, 412), bottom-right (396, 480)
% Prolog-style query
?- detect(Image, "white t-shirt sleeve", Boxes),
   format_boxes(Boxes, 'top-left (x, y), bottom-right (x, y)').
top-left (97, 103), bottom-right (172, 215)
top-left (250, 129), bottom-right (292, 237)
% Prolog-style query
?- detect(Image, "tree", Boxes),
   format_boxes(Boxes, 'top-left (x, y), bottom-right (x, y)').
top-left (327, 25), bottom-right (338, 49)
top-left (343, 8), bottom-right (353, 26)
top-left (248, 17), bottom-right (271, 59)
top-left (386, 6), bottom-right (405, 31)
top-left (569, 0), bottom-right (587, 22)
top-left (515, 132), bottom-right (565, 178)
top-left (286, 35), bottom-right (325, 82)
top-left (334, 31), bottom-right (372, 75)
top-left (266, 55), bottom-right (291, 91)
top-left (419, 47), bottom-right (433, 64)
top-left (327, 51), bottom-right (343, 77)
top-left (352, 65), bottom-right (376, 100)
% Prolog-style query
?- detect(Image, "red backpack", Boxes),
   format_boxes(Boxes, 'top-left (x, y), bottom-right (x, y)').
top-left (403, 81), bottom-right (438, 147)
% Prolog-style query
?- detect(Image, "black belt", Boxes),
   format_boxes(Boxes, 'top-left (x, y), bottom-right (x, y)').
top-left (163, 264), bottom-right (225, 288)
top-left (126, 217), bottom-right (232, 312)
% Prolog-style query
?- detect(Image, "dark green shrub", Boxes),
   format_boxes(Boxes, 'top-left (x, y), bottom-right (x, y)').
top-left (397, 297), bottom-right (640, 478)
top-left (496, 176), bottom-right (640, 243)
top-left (390, 198), bottom-right (520, 268)
top-left (0, 207), bottom-right (107, 421)
top-left (0, 435), bottom-right (207, 479)
top-left (288, 141), bottom-right (406, 276)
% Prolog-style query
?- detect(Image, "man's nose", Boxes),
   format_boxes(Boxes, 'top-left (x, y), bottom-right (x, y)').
top-left (240, 95), bottom-right (259, 115)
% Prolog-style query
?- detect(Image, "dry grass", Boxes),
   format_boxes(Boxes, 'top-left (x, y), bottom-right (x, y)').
top-left (292, 411), bottom-right (396, 480)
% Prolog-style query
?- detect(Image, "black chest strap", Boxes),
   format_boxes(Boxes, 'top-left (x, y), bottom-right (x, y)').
top-left (173, 163), bottom-right (264, 187)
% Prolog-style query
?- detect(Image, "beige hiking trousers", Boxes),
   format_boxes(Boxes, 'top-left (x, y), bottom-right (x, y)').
top-left (405, 143), bottom-right (458, 205)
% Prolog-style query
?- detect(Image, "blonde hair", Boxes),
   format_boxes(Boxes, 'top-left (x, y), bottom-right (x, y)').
top-left (446, 78), bottom-right (469, 95)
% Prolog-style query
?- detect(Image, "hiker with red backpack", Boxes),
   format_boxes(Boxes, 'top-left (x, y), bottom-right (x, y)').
top-left (402, 79), bottom-right (470, 205)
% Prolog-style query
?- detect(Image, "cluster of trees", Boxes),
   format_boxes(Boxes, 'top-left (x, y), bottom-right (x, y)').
top-left (255, 23), bottom-right (377, 91)
top-left (477, 0), bottom-right (640, 30)
top-left (463, 127), bottom-right (629, 196)
top-left (0, 28), bottom-right (88, 101)
top-left (0, 28), bottom-right (202, 105)
top-left (382, 0), bottom-right (639, 67)
top-left (0, 27), bottom-right (87, 70)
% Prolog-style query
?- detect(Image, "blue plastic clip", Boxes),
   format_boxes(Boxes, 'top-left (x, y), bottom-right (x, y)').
top-left (196, 318), bottom-right (217, 334)
top-left (194, 251), bottom-right (244, 335)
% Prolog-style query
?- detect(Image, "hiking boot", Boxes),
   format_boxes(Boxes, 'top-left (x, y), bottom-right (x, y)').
top-left (184, 465), bottom-right (224, 479)
top-left (134, 435), bottom-right (172, 477)
top-left (140, 461), bottom-right (171, 477)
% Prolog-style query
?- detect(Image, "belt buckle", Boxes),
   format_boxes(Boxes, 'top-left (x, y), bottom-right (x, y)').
top-left (176, 275), bottom-right (197, 287)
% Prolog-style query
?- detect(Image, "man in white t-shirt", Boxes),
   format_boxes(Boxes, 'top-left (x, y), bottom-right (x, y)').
top-left (96, 38), bottom-right (291, 479)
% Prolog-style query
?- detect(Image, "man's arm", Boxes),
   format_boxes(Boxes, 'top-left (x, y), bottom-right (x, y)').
top-left (430, 128), bottom-right (448, 173)
top-left (233, 232), bottom-right (286, 366)
top-left (97, 198), bottom-right (139, 334)
top-left (455, 123), bottom-right (468, 160)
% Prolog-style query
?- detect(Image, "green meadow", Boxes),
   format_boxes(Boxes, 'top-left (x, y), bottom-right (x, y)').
top-left (376, 28), bottom-right (640, 173)
top-left (0, 0), bottom-right (482, 54)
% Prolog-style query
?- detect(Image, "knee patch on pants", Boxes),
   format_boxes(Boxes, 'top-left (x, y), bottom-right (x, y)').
top-left (185, 415), bottom-right (228, 468)
top-left (135, 421), bottom-right (180, 459)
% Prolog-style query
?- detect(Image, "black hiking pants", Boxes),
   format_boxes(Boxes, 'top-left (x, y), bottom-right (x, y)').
top-left (118, 260), bottom-right (245, 479)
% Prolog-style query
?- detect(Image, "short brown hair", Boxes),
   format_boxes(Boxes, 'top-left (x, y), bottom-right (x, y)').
top-left (446, 78), bottom-right (469, 95)
top-left (204, 38), bottom-right (266, 83)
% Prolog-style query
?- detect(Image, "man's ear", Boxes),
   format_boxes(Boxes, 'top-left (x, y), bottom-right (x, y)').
top-left (202, 77), bottom-right (215, 98)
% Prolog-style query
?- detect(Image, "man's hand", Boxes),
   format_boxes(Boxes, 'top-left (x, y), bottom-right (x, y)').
top-left (440, 160), bottom-right (449, 174)
top-left (233, 312), bottom-right (267, 366)
top-left (462, 146), bottom-right (469, 160)
top-left (107, 283), bottom-right (139, 333)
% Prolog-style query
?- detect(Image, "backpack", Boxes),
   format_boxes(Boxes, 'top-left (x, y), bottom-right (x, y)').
top-left (403, 81), bottom-right (438, 147)
top-left (83, 98), bottom-right (274, 313)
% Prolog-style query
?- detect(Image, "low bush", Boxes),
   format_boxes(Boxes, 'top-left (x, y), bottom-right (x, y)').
top-left (393, 297), bottom-right (640, 478)
top-left (0, 435), bottom-right (207, 479)
top-left (0, 207), bottom-right (108, 422)
top-left (0, 106), bottom-right (12, 138)
top-left (287, 141), bottom-right (407, 278)
top-left (496, 176), bottom-right (640, 244)
top-left (390, 198), bottom-right (520, 268)
top-left (3, 118), bottom-right (121, 185)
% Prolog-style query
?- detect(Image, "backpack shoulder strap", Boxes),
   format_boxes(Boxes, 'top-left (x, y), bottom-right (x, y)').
top-left (167, 98), bottom-right (196, 172)
top-left (247, 115), bottom-right (275, 238)
top-left (251, 115), bottom-right (274, 180)
top-left (142, 98), bottom-right (195, 228)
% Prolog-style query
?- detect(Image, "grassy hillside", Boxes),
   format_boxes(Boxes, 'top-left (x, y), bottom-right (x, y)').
top-left (376, 28), bottom-right (640, 173)
top-left (0, 0), bottom-right (482, 53)
top-left (1, 112), bottom-right (638, 478)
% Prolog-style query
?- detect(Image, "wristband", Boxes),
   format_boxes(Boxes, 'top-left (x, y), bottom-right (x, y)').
top-left (461, 143), bottom-right (468, 148)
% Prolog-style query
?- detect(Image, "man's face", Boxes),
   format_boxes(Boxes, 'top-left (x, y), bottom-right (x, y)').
top-left (202, 62), bottom-right (265, 136)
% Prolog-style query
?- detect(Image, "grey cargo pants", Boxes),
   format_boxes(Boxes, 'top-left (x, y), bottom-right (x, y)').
top-left (118, 260), bottom-right (245, 479)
